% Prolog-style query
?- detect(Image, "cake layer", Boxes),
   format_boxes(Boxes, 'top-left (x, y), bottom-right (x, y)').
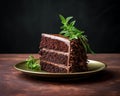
top-left (40, 61), bottom-right (68, 73)
top-left (41, 48), bottom-right (69, 55)
top-left (40, 33), bottom-right (70, 52)
top-left (40, 60), bottom-right (87, 73)
top-left (39, 48), bottom-right (68, 65)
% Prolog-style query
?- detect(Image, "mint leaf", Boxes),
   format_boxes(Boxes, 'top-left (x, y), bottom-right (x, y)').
top-left (59, 14), bottom-right (66, 24)
top-left (26, 55), bottom-right (41, 71)
top-left (70, 20), bottom-right (76, 27)
top-left (59, 14), bottom-right (94, 53)
top-left (65, 16), bottom-right (73, 24)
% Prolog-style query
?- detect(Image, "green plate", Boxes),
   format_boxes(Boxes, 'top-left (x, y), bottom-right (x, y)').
top-left (14, 60), bottom-right (106, 79)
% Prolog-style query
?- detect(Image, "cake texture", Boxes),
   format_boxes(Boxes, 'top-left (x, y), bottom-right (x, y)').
top-left (39, 33), bottom-right (88, 73)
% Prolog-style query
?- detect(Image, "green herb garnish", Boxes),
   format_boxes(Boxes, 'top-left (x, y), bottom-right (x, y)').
top-left (59, 14), bottom-right (94, 53)
top-left (26, 55), bottom-right (41, 71)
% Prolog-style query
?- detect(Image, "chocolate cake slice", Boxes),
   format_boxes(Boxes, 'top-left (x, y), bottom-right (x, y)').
top-left (39, 33), bottom-right (88, 73)
top-left (39, 14), bottom-right (94, 73)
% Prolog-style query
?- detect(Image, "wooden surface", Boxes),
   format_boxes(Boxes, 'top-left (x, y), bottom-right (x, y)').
top-left (0, 54), bottom-right (120, 96)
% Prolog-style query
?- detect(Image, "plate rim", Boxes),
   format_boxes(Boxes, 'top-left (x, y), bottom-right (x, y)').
top-left (14, 59), bottom-right (107, 75)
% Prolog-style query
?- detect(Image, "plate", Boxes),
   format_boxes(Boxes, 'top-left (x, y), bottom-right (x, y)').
top-left (14, 60), bottom-right (106, 79)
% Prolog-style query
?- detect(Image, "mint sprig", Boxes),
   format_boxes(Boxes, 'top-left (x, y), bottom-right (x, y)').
top-left (59, 14), bottom-right (94, 53)
top-left (26, 55), bottom-right (41, 71)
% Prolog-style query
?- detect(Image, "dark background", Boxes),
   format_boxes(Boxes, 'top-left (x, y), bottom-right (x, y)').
top-left (1, 0), bottom-right (120, 53)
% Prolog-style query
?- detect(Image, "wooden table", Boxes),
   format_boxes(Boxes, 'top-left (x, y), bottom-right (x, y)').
top-left (0, 54), bottom-right (120, 96)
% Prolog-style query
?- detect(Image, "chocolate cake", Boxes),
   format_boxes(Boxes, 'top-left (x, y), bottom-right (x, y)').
top-left (39, 33), bottom-right (88, 73)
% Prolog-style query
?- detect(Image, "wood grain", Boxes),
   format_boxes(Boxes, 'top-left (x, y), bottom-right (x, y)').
top-left (0, 54), bottom-right (120, 96)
